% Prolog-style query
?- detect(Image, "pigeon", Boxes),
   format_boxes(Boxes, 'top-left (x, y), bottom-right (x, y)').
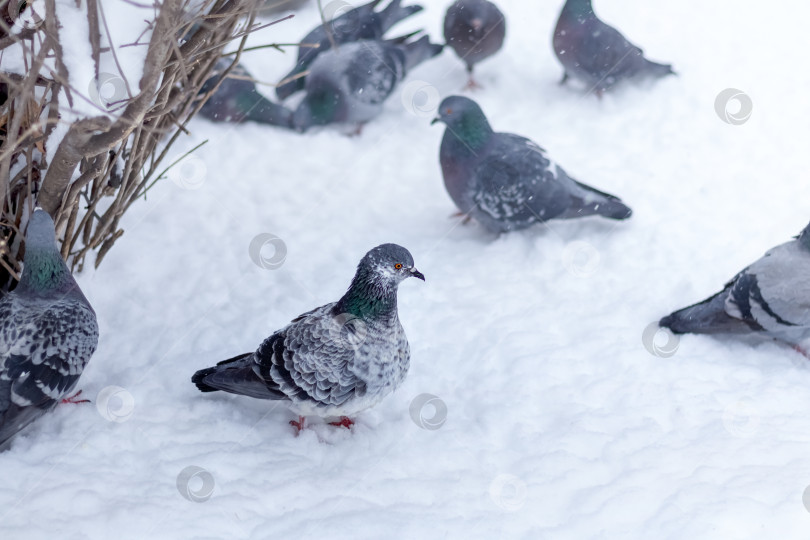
top-left (0, 209), bottom-right (99, 450)
top-left (443, 0), bottom-right (506, 88)
top-left (660, 222), bottom-right (810, 354)
top-left (257, 0), bottom-right (311, 16)
top-left (198, 60), bottom-right (294, 128)
top-left (431, 96), bottom-right (632, 233)
top-left (291, 36), bottom-right (443, 132)
top-left (553, 0), bottom-right (674, 95)
top-left (192, 244), bottom-right (424, 431)
top-left (276, 0), bottom-right (423, 100)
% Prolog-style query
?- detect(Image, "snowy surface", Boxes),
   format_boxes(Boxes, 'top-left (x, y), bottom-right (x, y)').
top-left (4, 0), bottom-right (810, 538)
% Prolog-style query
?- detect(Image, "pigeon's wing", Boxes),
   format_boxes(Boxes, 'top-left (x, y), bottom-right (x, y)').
top-left (345, 44), bottom-right (403, 106)
top-left (254, 304), bottom-right (365, 408)
top-left (576, 20), bottom-right (645, 81)
top-left (725, 242), bottom-right (810, 330)
top-left (470, 134), bottom-right (571, 227)
top-left (0, 298), bottom-right (98, 446)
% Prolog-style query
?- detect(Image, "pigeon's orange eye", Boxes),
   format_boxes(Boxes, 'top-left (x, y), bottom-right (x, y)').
top-left (394, 263), bottom-right (403, 270)
top-left (445, 108), bottom-right (453, 115)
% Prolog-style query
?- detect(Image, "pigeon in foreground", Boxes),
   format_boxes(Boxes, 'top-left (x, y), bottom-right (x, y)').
top-left (192, 244), bottom-right (424, 431)
top-left (276, 0), bottom-right (423, 100)
top-left (0, 209), bottom-right (99, 450)
top-left (431, 96), bottom-right (632, 233)
top-left (443, 0), bottom-right (506, 88)
top-left (198, 60), bottom-right (293, 128)
top-left (292, 36), bottom-right (443, 132)
top-left (660, 222), bottom-right (810, 354)
top-left (553, 0), bottom-right (674, 95)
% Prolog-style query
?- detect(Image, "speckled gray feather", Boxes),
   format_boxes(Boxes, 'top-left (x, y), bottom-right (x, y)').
top-left (192, 244), bottom-right (424, 419)
top-left (660, 222), bottom-right (810, 350)
top-left (291, 37), bottom-right (443, 131)
top-left (433, 96), bottom-right (632, 233)
top-left (553, 0), bottom-right (674, 93)
top-left (0, 209), bottom-right (98, 450)
top-left (276, 0), bottom-right (424, 100)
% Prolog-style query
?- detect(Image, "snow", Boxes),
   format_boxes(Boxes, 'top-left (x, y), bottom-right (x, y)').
top-left (4, 0), bottom-right (810, 538)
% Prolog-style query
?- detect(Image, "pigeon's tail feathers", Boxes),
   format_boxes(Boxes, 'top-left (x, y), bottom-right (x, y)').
top-left (276, 66), bottom-right (307, 101)
top-left (645, 60), bottom-right (676, 78)
top-left (0, 400), bottom-right (50, 452)
top-left (192, 353), bottom-right (284, 400)
top-left (379, 0), bottom-right (424, 33)
top-left (385, 29), bottom-right (423, 45)
top-left (659, 289), bottom-right (753, 335)
top-left (245, 98), bottom-right (295, 128)
top-left (562, 181), bottom-right (632, 220)
top-left (401, 35), bottom-right (444, 71)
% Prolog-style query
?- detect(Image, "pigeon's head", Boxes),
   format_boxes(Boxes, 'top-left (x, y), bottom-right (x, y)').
top-left (359, 243), bottom-right (425, 285)
top-left (25, 208), bottom-right (58, 252)
top-left (431, 96), bottom-right (493, 145)
top-left (292, 87), bottom-right (342, 132)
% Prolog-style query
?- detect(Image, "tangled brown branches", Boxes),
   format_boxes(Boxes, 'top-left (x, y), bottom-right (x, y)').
top-left (0, 0), bottom-right (287, 290)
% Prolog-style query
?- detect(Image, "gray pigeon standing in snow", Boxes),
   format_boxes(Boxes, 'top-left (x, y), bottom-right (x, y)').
top-left (291, 36), bottom-right (443, 132)
top-left (276, 0), bottom-right (423, 100)
top-left (553, 0), bottom-right (674, 95)
top-left (443, 0), bottom-right (506, 88)
top-left (0, 209), bottom-right (99, 450)
top-left (192, 244), bottom-right (424, 431)
top-left (660, 222), bottom-right (810, 354)
top-left (431, 96), bottom-right (632, 233)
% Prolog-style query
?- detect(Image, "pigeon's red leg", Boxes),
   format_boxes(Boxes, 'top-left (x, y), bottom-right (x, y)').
top-left (464, 77), bottom-right (482, 91)
top-left (793, 345), bottom-right (810, 359)
top-left (329, 417), bottom-right (354, 429)
top-left (61, 389), bottom-right (90, 405)
top-left (289, 416), bottom-right (306, 433)
top-left (449, 211), bottom-right (472, 224)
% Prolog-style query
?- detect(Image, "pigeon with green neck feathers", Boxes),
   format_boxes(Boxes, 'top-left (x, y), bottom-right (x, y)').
top-left (0, 209), bottom-right (98, 450)
top-left (432, 96), bottom-right (632, 233)
top-left (192, 244), bottom-right (424, 431)
top-left (553, 0), bottom-right (674, 95)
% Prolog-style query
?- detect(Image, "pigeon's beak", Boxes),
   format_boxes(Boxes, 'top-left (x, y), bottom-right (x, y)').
top-left (430, 117), bottom-right (440, 126)
top-left (410, 268), bottom-right (425, 281)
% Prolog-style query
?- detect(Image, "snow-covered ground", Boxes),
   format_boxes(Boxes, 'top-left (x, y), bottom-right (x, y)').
top-left (4, 0), bottom-right (810, 538)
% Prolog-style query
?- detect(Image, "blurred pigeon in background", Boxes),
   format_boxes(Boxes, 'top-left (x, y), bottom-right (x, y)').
top-left (276, 0), bottom-right (424, 100)
top-left (292, 36), bottom-right (443, 132)
top-left (192, 244), bottom-right (424, 431)
top-left (432, 95), bottom-right (632, 233)
top-left (256, 0), bottom-right (311, 16)
top-left (0, 209), bottom-right (99, 451)
top-left (443, 0), bottom-right (506, 88)
top-left (660, 222), bottom-right (810, 354)
top-left (553, 0), bottom-right (674, 95)
top-left (199, 60), bottom-right (294, 128)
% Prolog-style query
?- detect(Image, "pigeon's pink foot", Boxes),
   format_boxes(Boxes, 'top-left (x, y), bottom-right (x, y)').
top-left (464, 77), bottom-right (482, 91)
top-left (290, 416), bottom-right (306, 434)
top-left (61, 390), bottom-right (90, 405)
top-left (329, 416), bottom-right (354, 429)
top-left (793, 345), bottom-right (810, 359)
